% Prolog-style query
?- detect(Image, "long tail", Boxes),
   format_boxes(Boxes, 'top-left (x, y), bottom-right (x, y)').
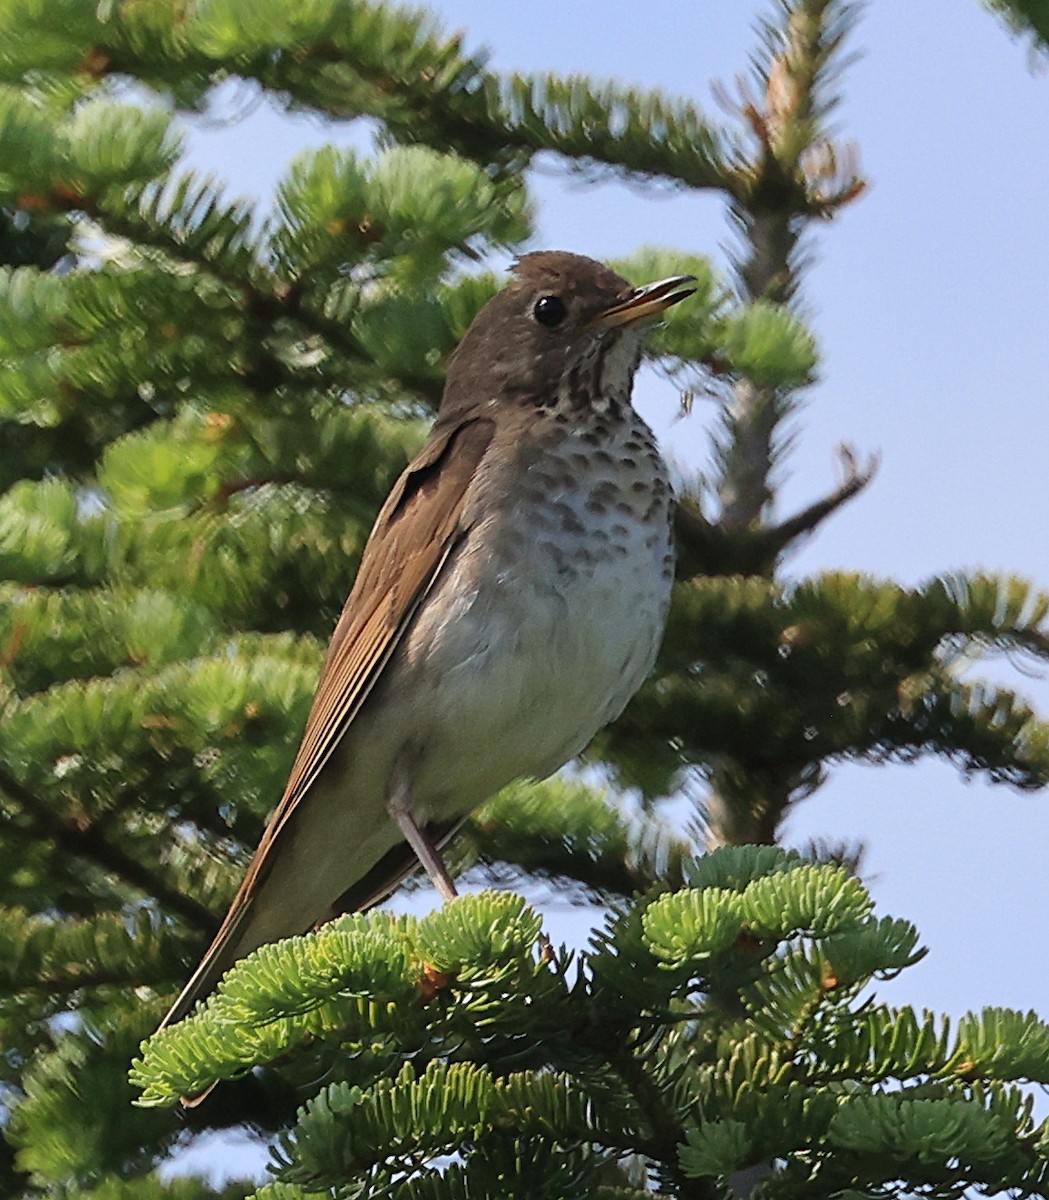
top-left (157, 817), bottom-right (463, 1106)
top-left (160, 819), bottom-right (461, 1025)
top-left (158, 899), bottom-right (258, 1033)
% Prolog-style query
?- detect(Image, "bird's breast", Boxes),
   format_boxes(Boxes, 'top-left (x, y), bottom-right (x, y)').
top-left (390, 406), bottom-right (674, 813)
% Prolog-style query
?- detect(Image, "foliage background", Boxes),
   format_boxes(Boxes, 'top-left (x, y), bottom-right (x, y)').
top-left (3, 0), bottom-right (1049, 1192)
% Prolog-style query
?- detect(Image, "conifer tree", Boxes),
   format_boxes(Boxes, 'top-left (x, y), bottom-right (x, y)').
top-left (2, 1), bottom-right (1049, 1197)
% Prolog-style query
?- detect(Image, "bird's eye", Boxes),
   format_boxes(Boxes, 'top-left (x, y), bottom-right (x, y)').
top-left (533, 295), bottom-right (567, 327)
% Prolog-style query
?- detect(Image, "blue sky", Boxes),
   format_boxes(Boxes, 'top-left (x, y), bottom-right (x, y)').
top-left (173, 0), bottom-right (1049, 1179)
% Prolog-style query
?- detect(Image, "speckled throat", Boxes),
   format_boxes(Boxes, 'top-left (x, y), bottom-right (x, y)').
top-left (545, 323), bottom-right (647, 418)
top-left (462, 387), bottom-right (669, 644)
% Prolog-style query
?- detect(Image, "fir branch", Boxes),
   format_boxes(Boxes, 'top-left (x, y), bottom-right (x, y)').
top-left (25, 173), bottom-right (402, 403)
top-left (129, 851), bottom-right (1049, 1196)
top-left (0, 907), bottom-right (185, 999)
top-left (0, 764), bottom-right (216, 932)
top-left (761, 444), bottom-right (879, 559)
top-left (714, 0), bottom-right (864, 535)
top-left (82, 177), bottom-right (458, 407)
top-left (606, 1043), bottom-right (719, 1200)
top-left (610, 569), bottom-right (1049, 831)
top-left (984, 0), bottom-right (1049, 54)
top-left (73, 184), bottom-right (386, 396)
top-left (10, 0), bottom-right (733, 192)
top-left (202, 13), bottom-right (732, 190)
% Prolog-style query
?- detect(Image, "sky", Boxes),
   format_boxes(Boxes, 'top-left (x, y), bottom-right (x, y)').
top-left (171, 0), bottom-right (1049, 1182)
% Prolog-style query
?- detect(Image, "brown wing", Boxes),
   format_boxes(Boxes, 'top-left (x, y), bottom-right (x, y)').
top-left (224, 413), bottom-right (495, 911)
top-left (160, 414), bottom-right (494, 1035)
top-left (280, 416), bottom-right (493, 813)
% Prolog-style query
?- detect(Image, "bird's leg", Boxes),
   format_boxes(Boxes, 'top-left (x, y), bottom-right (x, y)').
top-left (387, 767), bottom-right (459, 902)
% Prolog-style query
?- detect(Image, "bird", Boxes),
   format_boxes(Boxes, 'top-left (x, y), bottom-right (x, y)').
top-left (160, 250), bottom-right (695, 1040)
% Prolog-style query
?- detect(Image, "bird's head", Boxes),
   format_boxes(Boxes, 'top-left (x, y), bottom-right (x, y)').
top-left (441, 251), bottom-right (695, 418)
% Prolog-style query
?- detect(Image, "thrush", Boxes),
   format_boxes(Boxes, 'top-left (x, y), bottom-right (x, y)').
top-left (161, 250), bottom-right (694, 1035)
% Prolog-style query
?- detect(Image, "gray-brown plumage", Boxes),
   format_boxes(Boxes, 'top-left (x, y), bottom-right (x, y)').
top-left (161, 251), bottom-right (694, 1047)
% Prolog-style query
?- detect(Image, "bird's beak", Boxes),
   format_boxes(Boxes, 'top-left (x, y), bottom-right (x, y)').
top-left (594, 274), bottom-right (697, 329)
